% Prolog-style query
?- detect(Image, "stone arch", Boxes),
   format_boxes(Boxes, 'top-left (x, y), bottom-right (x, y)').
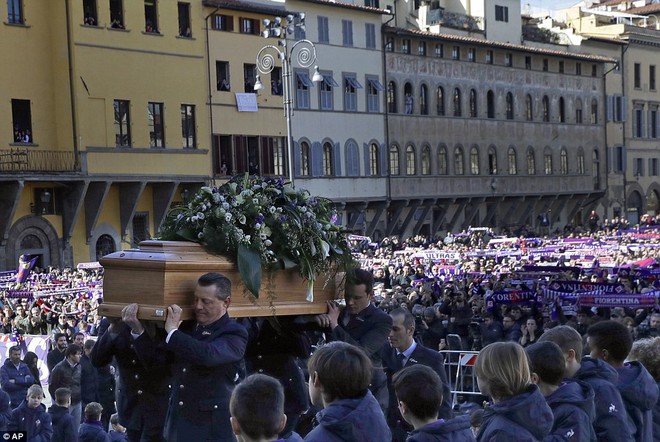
top-left (7, 216), bottom-right (61, 269)
top-left (89, 222), bottom-right (121, 262)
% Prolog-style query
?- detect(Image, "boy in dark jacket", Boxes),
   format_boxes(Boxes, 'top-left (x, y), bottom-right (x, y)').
top-left (8, 384), bottom-right (52, 442)
top-left (393, 364), bottom-right (475, 442)
top-left (49, 387), bottom-right (76, 442)
top-left (587, 321), bottom-right (659, 442)
top-left (108, 414), bottom-right (128, 442)
top-left (304, 342), bottom-right (391, 442)
top-left (526, 341), bottom-right (597, 442)
top-left (79, 402), bottom-right (110, 442)
top-left (229, 373), bottom-right (304, 442)
top-left (540, 325), bottom-right (633, 442)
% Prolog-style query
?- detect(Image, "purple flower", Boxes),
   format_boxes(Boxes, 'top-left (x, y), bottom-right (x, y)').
top-left (331, 213), bottom-right (339, 225)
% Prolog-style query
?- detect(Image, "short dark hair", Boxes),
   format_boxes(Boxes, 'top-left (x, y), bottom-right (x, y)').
top-left (197, 272), bottom-right (231, 300)
top-left (587, 320), bottom-right (632, 362)
top-left (347, 268), bottom-right (374, 295)
top-left (110, 413), bottom-right (120, 426)
top-left (230, 374), bottom-right (284, 440)
top-left (75, 332), bottom-right (85, 339)
top-left (8, 345), bottom-right (21, 354)
top-left (390, 307), bottom-right (415, 329)
top-left (525, 341), bottom-right (565, 386)
top-left (538, 325), bottom-right (584, 363)
top-left (65, 343), bottom-right (82, 358)
top-left (53, 333), bottom-right (67, 342)
top-left (393, 365), bottom-right (443, 421)
top-left (55, 387), bottom-right (71, 405)
top-left (84, 402), bottom-right (103, 420)
top-left (83, 339), bottom-right (95, 351)
top-left (307, 342), bottom-right (372, 402)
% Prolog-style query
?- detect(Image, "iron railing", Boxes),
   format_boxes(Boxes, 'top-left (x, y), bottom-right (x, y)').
top-left (0, 149), bottom-right (80, 173)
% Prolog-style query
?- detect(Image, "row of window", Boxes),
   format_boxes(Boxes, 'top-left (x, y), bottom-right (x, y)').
top-left (388, 144), bottom-right (589, 176)
top-left (387, 37), bottom-right (599, 77)
top-left (292, 140), bottom-right (594, 178)
top-left (114, 100), bottom-right (196, 148)
top-left (632, 102), bottom-right (660, 139)
top-left (633, 157), bottom-right (660, 177)
top-left (387, 82), bottom-right (599, 124)
top-left (633, 63), bottom-right (656, 91)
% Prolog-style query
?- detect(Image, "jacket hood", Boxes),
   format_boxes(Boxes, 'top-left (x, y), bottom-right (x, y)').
top-left (546, 379), bottom-right (596, 420)
top-left (575, 357), bottom-right (619, 384)
top-left (616, 361), bottom-right (659, 411)
top-left (315, 390), bottom-right (391, 441)
top-left (481, 385), bottom-right (553, 440)
top-left (407, 415), bottom-right (475, 442)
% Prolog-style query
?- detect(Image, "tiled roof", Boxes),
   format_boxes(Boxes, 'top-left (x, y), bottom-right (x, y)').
top-left (295, 0), bottom-right (392, 15)
top-left (598, 0), bottom-right (626, 6)
top-left (626, 3), bottom-right (660, 14)
top-left (384, 26), bottom-right (617, 63)
top-left (203, 0), bottom-right (290, 16)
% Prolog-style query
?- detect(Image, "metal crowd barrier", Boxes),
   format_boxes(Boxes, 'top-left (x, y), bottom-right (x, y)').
top-left (440, 349), bottom-right (481, 409)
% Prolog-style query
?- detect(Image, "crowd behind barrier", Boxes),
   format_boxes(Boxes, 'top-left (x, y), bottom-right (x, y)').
top-left (0, 223), bottom-right (658, 440)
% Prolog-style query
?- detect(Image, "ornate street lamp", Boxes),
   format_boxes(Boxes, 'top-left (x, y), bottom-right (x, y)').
top-left (254, 13), bottom-right (323, 186)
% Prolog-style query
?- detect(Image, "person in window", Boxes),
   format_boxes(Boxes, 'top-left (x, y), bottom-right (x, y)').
top-left (84, 12), bottom-right (96, 26)
top-left (405, 93), bottom-right (414, 114)
top-left (219, 79), bottom-right (230, 91)
top-left (110, 19), bottom-right (125, 29)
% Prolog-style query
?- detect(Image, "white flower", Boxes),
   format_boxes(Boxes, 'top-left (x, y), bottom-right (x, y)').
top-left (201, 186), bottom-right (213, 194)
top-left (255, 223), bottom-right (261, 229)
top-left (197, 212), bottom-right (205, 220)
top-left (222, 202), bottom-right (230, 210)
top-left (245, 235), bottom-right (251, 242)
top-left (264, 239), bottom-right (272, 246)
top-left (269, 206), bottom-right (276, 214)
top-left (225, 213), bottom-right (233, 222)
top-left (253, 198), bottom-right (259, 205)
top-left (191, 215), bottom-right (198, 222)
top-left (197, 232), bottom-right (204, 238)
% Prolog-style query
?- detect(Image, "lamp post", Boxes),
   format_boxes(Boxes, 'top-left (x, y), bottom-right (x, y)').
top-left (253, 13), bottom-right (323, 187)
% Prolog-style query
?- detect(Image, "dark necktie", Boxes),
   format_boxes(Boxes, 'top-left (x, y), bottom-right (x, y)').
top-left (397, 352), bottom-right (406, 370)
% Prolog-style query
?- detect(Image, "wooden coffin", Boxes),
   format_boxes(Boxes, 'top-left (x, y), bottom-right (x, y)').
top-left (98, 240), bottom-right (343, 321)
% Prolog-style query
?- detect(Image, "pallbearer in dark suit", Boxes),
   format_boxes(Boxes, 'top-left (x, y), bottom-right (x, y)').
top-left (315, 268), bottom-right (393, 412)
top-left (124, 272), bottom-right (248, 442)
top-left (90, 319), bottom-right (170, 442)
top-left (381, 308), bottom-right (452, 442)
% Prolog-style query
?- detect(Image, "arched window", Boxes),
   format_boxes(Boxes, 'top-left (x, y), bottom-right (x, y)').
top-left (390, 145), bottom-right (400, 175)
top-left (453, 88), bottom-right (461, 117)
top-left (559, 97), bottom-right (566, 123)
top-left (577, 148), bottom-right (585, 174)
top-left (454, 146), bottom-right (464, 175)
top-left (469, 89), bottom-right (477, 117)
top-left (560, 147), bottom-right (568, 174)
top-left (527, 147), bottom-right (536, 175)
top-left (404, 82), bottom-right (414, 114)
top-left (323, 142), bottom-right (334, 176)
top-left (487, 90), bottom-right (495, 118)
top-left (544, 147), bottom-right (552, 175)
top-left (506, 92), bottom-right (514, 120)
top-left (591, 99), bottom-right (598, 124)
top-left (300, 141), bottom-right (311, 176)
top-left (525, 94), bottom-right (533, 121)
top-left (406, 144), bottom-right (416, 175)
top-left (345, 140), bottom-right (359, 176)
top-left (593, 148), bottom-right (600, 188)
top-left (436, 86), bottom-right (445, 116)
top-left (21, 234), bottom-right (42, 249)
top-left (542, 96), bottom-right (550, 122)
top-left (470, 145), bottom-right (480, 175)
top-left (370, 143), bottom-right (379, 176)
top-left (508, 146), bottom-right (517, 175)
top-left (575, 98), bottom-right (583, 124)
top-left (421, 145), bottom-right (431, 174)
top-left (487, 145), bottom-right (497, 175)
top-left (387, 81), bottom-right (397, 113)
top-left (420, 84), bottom-right (428, 115)
top-left (438, 145), bottom-right (448, 175)
top-left (96, 234), bottom-right (116, 261)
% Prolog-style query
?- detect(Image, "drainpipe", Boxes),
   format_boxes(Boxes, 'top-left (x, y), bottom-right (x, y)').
top-left (65, 0), bottom-right (80, 169)
top-left (205, 5), bottom-right (222, 184)
top-left (382, 5), bottom-right (396, 207)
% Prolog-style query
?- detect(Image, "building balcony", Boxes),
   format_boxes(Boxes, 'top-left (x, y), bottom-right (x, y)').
top-left (0, 149), bottom-right (81, 174)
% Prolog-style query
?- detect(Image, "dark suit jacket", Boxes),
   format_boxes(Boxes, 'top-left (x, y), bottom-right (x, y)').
top-left (90, 322), bottom-right (170, 438)
top-left (330, 303), bottom-right (393, 369)
top-left (156, 313), bottom-right (248, 442)
top-left (381, 342), bottom-right (453, 442)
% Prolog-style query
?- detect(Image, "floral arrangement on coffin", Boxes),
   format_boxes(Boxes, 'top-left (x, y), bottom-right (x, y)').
top-left (159, 174), bottom-right (355, 300)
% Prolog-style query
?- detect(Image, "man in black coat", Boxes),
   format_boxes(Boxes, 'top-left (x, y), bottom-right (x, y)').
top-left (315, 268), bottom-right (393, 412)
top-left (125, 272), bottom-right (248, 442)
top-left (381, 308), bottom-right (452, 442)
top-left (90, 318), bottom-right (170, 442)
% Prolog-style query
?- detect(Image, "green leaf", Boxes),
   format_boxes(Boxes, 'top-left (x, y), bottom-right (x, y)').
top-left (176, 227), bottom-right (198, 242)
top-left (237, 244), bottom-right (262, 298)
top-left (280, 256), bottom-right (298, 270)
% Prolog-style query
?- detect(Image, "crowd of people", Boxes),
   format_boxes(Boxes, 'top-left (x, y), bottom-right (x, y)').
top-left (0, 223), bottom-right (657, 440)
